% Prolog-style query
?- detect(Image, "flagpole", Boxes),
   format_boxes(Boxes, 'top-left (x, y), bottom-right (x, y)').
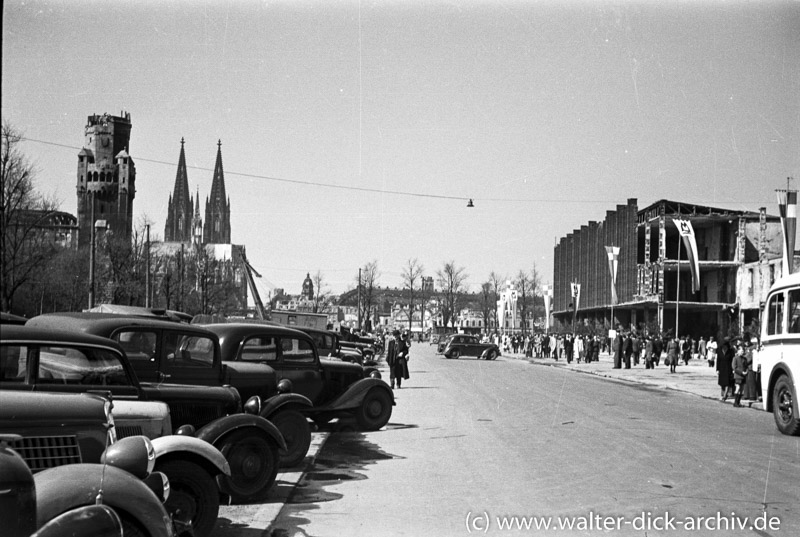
top-left (676, 224), bottom-right (681, 338)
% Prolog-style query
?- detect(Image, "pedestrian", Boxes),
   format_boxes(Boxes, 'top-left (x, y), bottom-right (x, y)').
top-left (644, 336), bottom-right (654, 369)
top-left (623, 333), bottom-right (633, 369)
top-left (716, 337), bottom-right (735, 401)
top-left (742, 338), bottom-right (759, 402)
top-left (707, 336), bottom-right (717, 367)
top-left (666, 336), bottom-right (679, 373)
top-left (575, 335), bottom-right (585, 363)
top-left (653, 335), bottom-right (663, 367)
top-left (632, 335), bottom-right (640, 366)
top-left (732, 343), bottom-right (747, 407)
top-left (681, 335), bottom-right (691, 365)
top-left (613, 331), bottom-right (623, 369)
top-left (386, 329), bottom-right (410, 389)
top-left (698, 336), bottom-right (707, 360)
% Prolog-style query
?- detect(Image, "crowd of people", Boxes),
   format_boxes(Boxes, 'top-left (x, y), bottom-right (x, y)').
top-left (483, 331), bottom-right (761, 407)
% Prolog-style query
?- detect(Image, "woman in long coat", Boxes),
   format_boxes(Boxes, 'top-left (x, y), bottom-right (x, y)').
top-left (666, 337), bottom-right (679, 373)
top-left (716, 338), bottom-right (734, 401)
top-left (386, 330), bottom-right (410, 389)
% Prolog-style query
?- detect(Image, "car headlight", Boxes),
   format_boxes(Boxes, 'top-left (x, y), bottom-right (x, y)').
top-left (243, 395), bottom-right (262, 415)
top-left (175, 424), bottom-right (196, 436)
top-left (101, 436), bottom-right (156, 479)
top-left (369, 369), bottom-right (381, 379)
top-left (277, 379), bottom-right (294, 394)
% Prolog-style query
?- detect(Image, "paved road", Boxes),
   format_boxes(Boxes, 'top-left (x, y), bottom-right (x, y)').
top-left (233, 343), bottom-right (799, 536)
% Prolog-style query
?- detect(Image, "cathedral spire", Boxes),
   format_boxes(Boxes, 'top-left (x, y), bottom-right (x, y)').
top-left (164, 137), bottom-right (193, 242)
top-left (203, 139), bottom-right (231, 244)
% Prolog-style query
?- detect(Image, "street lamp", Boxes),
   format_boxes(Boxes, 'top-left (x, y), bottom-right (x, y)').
top-left (88, 219), bottom-right (108, 309)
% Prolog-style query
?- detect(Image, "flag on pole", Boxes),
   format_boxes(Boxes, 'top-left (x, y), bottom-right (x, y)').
top-left (570, 282), bottom-right (581, 326)
top-left (542, 284), bottom-right (552, 331)
top-left (777, 189), bottom-right (797, 276)
top-left (673, 219), bottom-right (701, 293)
top-left (605, 246), bottom-right (620, 305)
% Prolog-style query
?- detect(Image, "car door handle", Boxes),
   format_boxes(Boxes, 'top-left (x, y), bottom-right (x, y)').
top-left (158, 372), bottom-right (171, 381)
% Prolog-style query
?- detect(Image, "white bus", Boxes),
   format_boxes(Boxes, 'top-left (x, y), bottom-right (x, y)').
top-left (758, 272), bottom-right (800, 436)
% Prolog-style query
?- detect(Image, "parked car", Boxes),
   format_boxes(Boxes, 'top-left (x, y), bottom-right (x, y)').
top-left (25, 312), bottom-right (313, 468)
top-left (295, 325), bottom-right (367, 365)
top-left (204, 322), bottom-right (395, 430)
top-left (4, 322), bottom-right (284, 504)
top-left (440, 334), bottom-right (501, 360)
top-left (0, 392), bottom-right (176, 537)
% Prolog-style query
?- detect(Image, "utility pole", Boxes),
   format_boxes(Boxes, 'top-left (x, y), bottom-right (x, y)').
top-left (145, 224), bottom-right (151, 308)
top-left (357, 267), bottom-right (362, 330)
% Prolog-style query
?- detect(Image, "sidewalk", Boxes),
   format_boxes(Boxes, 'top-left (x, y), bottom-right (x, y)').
top-left (506, 350), bottom-right (764, 411)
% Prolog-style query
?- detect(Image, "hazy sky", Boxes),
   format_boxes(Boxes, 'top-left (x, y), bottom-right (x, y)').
top-left (4, 1), bottom-right (799, 295)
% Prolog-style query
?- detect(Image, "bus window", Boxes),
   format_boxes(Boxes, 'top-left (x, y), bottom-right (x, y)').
top-left (766, 292), bottom-right (784, 336)
top-left (788, 289), bottom-right (800, 334)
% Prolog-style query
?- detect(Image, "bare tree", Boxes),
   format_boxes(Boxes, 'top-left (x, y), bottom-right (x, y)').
top-left (436, 261), bottom-right (468, 329)
top-left (401, 258), bottom-right (424, 332)
top-left (488, 271), bottom-right (505, 332)
top-left (1, 121), bottom-right (59, 312)
top-left (530, 262), bottom-right (543, 328)
top-left (480, 281), bottom-right (493, 334)
top-left (357, 260), bottom-right (380, 331)
top-left (311, 270), bottom-right (332, 313)
top-left (515, 270), bottom-right (533, 334)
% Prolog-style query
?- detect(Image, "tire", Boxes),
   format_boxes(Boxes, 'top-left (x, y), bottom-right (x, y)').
top-left (773, 375), bottom-right (800, 436)
top-left (217, 429), bottom-right (279, 503)
top-left (486, 350), bottom-right (498, 361)
top-left (356, 388), bottom-right (393, 431)
top-left (451, 349), bottom-right (460, 360)
top-left (270, 409), bottom-right (312, 468)
top-left (155, 459), bottom-right (219, 537)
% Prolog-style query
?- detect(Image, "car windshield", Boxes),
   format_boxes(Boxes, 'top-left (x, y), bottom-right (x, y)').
top-left (32, 345), bottom-right (129, 385)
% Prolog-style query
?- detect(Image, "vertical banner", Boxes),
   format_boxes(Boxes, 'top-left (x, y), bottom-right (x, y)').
top-left (605, 246), bottom-right (620, 304)
top-left (570, 282), bottom-right (581, 328)
top-left (777, 189), bottom-right (797, 276)
top-left (542, 284), bottom-right (552, 332)
top-left (673, 219), bottom-right (701, 293)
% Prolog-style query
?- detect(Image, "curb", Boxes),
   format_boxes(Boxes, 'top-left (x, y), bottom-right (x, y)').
top-left (215, 431), bottom-right (330, 536)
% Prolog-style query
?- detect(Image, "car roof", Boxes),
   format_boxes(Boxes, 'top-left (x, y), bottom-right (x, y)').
top-left (26, 312), bottom-right (217, 337)
top-left (203, 322), bottom-right (314, 340)
top-left (0, 324), bottom-right (125, 352)
top-left (768, 272), bottom-right (800, 295)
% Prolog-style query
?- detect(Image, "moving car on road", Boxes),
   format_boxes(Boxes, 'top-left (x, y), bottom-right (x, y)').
top-left (440, 334), bottom-right (501, 360)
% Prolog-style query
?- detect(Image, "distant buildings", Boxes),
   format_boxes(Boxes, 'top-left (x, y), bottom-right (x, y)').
top-left (552, 198), bottom-right (785, 339)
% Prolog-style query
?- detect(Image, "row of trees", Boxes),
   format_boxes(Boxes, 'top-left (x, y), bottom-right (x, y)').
top-left (347, 257), bottom-right (545, 333)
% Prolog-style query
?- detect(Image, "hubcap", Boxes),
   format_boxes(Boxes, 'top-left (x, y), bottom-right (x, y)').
top-left (778, 389), bottom-right (793, 422)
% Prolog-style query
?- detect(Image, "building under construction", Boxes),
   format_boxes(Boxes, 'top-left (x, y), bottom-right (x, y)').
top-left (552, 199), bottom-right (784, 340)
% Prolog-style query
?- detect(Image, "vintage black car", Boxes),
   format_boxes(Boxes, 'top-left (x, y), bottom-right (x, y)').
top-left (26, 312), bottom-right (313, 468)
top-left (4, 322), bottom-right (284, 505)
top-left (295, 325), bottom-right (369, 365)
top-left (0, 392), bottom-right (175, 537)
top-left (204, 322), bottom-right (395, 430)
top-left (439, 334), bottom-right (501, 360)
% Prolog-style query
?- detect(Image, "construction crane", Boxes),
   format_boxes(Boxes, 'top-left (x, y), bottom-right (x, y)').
top-left (239, 251), bottom-right (267, 319)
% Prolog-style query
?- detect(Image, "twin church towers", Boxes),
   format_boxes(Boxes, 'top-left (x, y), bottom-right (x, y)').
top-left (76, 112), bottom-right (231, 247)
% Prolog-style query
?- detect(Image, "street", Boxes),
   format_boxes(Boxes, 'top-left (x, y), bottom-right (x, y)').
top-left (227, 344), bottom-right (798, 536)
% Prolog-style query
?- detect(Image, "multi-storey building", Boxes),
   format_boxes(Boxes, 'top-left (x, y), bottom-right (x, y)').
top-left (553, 198), bottom-right (784, 339)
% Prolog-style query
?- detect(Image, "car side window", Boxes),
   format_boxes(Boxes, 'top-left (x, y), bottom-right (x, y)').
top-left (788, 289), bottom-right (800, 334)
top-left (37, 346), bottom-right (129, 385)
top-left (240, 336), bottom-right (277, 362)
top-left (164, 332), bottom-right (215, 368)
top-left (116, 330), bottom-right (157, 362)
top-left (281, 338), bottom-right (315, 363)
top-left (0, 344), bottom-right (27, 382)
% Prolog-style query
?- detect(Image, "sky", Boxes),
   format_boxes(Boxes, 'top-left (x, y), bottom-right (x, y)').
top-left (3, 0), bottom-right (799, 296)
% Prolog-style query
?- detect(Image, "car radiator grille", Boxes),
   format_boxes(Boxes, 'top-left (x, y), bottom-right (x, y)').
top-left (116, 425), bottom-right (144, 438)
top-left (169, 404), bottom-right (225, 429)
top-left (11, 435), bottom-right (81, 472)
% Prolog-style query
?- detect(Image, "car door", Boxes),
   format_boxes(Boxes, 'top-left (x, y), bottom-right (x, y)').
top-left (276, 335), bottom-right (324, 404)
top-left (159, 329), bottom-right (220, 387)
top-left (114, 329), bottom-right (159, 382)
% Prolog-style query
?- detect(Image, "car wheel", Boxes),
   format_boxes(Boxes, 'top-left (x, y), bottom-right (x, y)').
top-left (356, 388), bottom-right (393, 430)
top-left (451, 349), bottom-right (460, 359)
top-left (486, 350), bottom-right (498, 361)
top-left (773, 375), bottom-right (800, 436)
top-left (217, 429), bottom-right (279, 503)
top-left (156, 459), bottom-right (219, 537)
top-left (271, 409), bottom-right (312, 468)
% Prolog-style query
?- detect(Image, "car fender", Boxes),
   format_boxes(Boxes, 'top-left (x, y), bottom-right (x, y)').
top-left (259, 393), bottom-right (313, 419)
top-left (150, 435), bottom-right (230, 476)
top-left (32, 504), bottom-right (121, 537)
top-left (322, 378), bottom-right (394, 412)
top-left (195, 413), bottom-right (287, 451)
top-left (34, 464), bottom-right (174, 537)
top-left (766, 362), bottom-right (797, 414)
